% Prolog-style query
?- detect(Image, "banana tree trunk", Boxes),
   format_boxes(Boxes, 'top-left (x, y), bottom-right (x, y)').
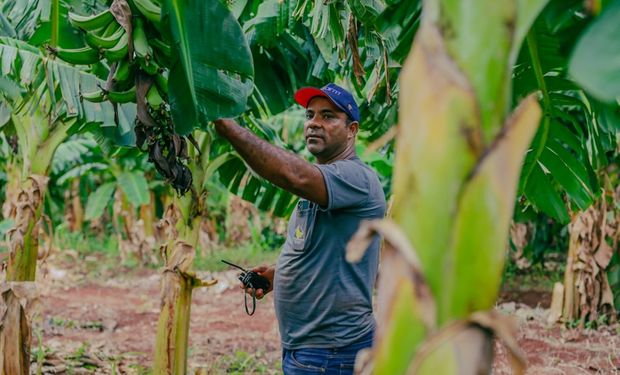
top-left (348, 0), bottom-right (547, 373)
top-left (0, 111), bottom-right (71, 375)
top-left (153, 201), bottom-right (199, 375)
top-left (66, 179), bottom-right (84, 232)
top-left (153, 151), bottom-right (215, 374)
top-left (140, 190), bottom-right (156, 237)
top-left (5, 175), bottom-right (49, 281)
top-left (1, 174), bottom-right (46, 375)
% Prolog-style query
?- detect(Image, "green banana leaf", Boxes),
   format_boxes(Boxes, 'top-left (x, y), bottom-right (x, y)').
top-left (84, 182), bottom-right (116, 221)
top-left (242, 0), bottom-right (288, 47)
top-left (0, 11), bottom-right (15, 38)
top-left (0, 75), bottom-right (24, 99)
top-left (569, 0), bottom-right (620, 103)
top-left (217, 156), bottom-right (298, 217)
top-left (162, 0), bottom-right (254, 134)
top-left (513, 4), bottom-right (617, 223)
top-left (206, 111), bottom-right (304, 217)
top-left (56, 163), bottom-right (108, 185)
top-left (117, 171), bottom-right (150, 207)
top-left (524, 163), bottom-right (569, 223)
top-left (0, 37), bottom-right (137, 145)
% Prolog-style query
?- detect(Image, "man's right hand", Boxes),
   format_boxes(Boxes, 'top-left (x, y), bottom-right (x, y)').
top-left (240, 265), bottom-right (274, 299)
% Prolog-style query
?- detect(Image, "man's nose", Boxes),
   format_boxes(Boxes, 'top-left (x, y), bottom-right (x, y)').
top-left (306, 119), bottom-right (321, 129)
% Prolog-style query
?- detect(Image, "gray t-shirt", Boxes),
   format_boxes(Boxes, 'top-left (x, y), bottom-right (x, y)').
top-left (274, 156), bottom-right (386, 349)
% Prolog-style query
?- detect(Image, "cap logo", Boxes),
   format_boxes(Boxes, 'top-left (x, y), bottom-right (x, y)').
top-left (324, 87), bottom-right (342, 95)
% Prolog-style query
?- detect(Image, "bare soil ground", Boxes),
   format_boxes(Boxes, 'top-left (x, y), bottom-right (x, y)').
top-left (27, 255), bottom-right (620, 374)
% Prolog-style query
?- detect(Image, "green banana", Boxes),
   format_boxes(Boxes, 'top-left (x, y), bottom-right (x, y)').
top-left (155, 73), bottom-right (168, 96)
top-left (51, 45), bottom-right (100, 65)
top-left (133, 0), bottom-right (162, 27)
top-left (138, 57), bottom-right (160, 75)
top-left (113, 58), bottom-right (133, 85)
top-left (102, 33), bottom-right (129, 62)
top-left (81, 86), bottom-right (136, 103)
top-left (133, 18), bottom-right (153, 59)
top-left (150, 38), bottom-right (171, 58)
top-left (101, 19), bottom-right (121, 37)
top-left (68, 10), bottom-right (114, 31)
top-left (108, 85), bottom-right (137, 103)
top-left (85, 24), bottom-right (125, 50)
top-left (81, 89), bottom-right (106, 103)
top-left (146, 84), bottom-right (164, 109)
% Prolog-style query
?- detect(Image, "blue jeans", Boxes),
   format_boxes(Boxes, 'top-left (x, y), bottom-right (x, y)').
top-left (281, 332), bottom-right (373, 375)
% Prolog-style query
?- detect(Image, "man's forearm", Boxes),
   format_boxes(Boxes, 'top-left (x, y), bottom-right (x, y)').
top-left (214, 119), bottom-right (324, 202)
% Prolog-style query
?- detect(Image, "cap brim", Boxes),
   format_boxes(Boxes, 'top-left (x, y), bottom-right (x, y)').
top-left (294, 87), bottom-right (328, 108)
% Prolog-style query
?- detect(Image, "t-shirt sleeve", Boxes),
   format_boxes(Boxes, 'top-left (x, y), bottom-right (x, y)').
top-left (316, 160), bottom-right (370, 210)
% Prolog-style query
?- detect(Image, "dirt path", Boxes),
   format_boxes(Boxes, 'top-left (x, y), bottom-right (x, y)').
top-left (34, 264), bottom-right (280, 374)
top-left (30, 264), bottom-right (619, 374)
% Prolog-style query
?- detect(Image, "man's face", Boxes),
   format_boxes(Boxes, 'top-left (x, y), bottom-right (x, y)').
top-left (304, 97), bottom-right (357, 162)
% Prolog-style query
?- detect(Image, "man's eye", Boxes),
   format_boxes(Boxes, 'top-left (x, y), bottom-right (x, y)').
top-left (305, 113), bottom-right (313, 119)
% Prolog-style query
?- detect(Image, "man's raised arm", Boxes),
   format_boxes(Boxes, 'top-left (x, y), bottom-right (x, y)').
top-left (213, 118), bottom-right (327, 207)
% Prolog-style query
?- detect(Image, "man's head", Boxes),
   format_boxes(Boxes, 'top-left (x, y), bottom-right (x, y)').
top-left (294, 83), bottom-right (360, 163)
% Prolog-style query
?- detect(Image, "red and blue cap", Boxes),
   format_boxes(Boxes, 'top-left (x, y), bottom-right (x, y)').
top-left (294, 83), bottom-right (360, 123)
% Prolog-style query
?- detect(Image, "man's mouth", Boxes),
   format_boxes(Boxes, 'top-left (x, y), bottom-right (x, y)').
top-left (306, 135), bottom-right (324, 142)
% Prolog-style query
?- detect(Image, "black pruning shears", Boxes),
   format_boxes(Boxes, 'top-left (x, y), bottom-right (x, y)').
top-left (221, 260), bottom-right (271, 316)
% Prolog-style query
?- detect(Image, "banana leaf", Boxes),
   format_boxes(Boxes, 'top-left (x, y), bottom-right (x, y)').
top-left (162, 0), bottom-right (254, 134)
top-left (84, 182), bottom-right (116, 221)
top-left (117, 171), bottom-right (150, 207)
top-left (0, 37), bottom-right (137, 145)
top-left (569, 0), bottom-right (620, 103)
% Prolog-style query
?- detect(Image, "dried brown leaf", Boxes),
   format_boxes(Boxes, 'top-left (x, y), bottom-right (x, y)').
top-left (136, 73), bottom-right (157, 128)
top-left (110, 0), bottom-right (133, 58)
top-left (0, 282), bottom-right (38, 375)
top-left (164, 240), bottom-right (195, 273)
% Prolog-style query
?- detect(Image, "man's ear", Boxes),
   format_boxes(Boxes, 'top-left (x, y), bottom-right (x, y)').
top-left (348, 121), bottom-right (359, 139)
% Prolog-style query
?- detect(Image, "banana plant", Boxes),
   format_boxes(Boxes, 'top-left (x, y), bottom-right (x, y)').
top-left (514, 0), bottom-right (618, 224)
top-left (0, 34), bottom-right (136, 280)
top-left (81, 147), bottom-right (158, 265)
top-left (46, 135), bottom-right (108, 233)
top-left (509, 0), bottom-right (620, 327)
top-left (47, 136), bottom-right (161, 263)
top-left (0, 0), bottom-right (135, 371)
top-left (540, 0), bottom-right (620, 326)
top-left (346, 0), bottom-right (547, 373)
top-left (53, 0), bottom-right (259, 372)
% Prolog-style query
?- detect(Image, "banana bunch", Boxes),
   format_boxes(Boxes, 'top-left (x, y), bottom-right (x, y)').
top-left (49, 9), bottom-right (128, 66)
top-left (55, 1), bottom-right (170, 104)
top-left (60, 0), bottom-right (192, 194)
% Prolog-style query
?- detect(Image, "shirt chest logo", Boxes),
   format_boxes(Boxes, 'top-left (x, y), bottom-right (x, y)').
top-left (294, 225), bottom-right (304, 240)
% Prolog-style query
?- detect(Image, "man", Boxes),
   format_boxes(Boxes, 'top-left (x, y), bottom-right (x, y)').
top-left (214, 83), bottom-right (386, 374)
